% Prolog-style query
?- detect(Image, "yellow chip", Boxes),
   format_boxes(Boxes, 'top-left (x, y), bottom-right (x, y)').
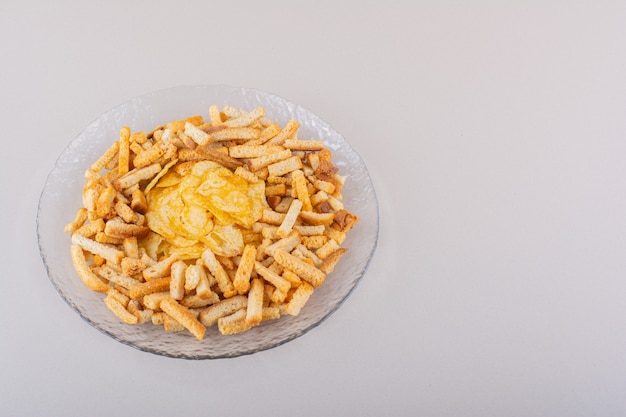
top-left (206, 224), bottom-right (244, 257)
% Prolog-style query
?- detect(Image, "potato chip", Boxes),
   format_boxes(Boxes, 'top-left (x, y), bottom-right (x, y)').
top-left (206, 224), bottom-right (244, 257)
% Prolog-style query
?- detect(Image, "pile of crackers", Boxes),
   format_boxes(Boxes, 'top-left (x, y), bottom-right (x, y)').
top-left (65, 105), bottom-right (358, 340)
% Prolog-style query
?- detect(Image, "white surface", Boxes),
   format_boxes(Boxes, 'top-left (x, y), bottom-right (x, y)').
top-left (2, 1), bottom-right (626, 416)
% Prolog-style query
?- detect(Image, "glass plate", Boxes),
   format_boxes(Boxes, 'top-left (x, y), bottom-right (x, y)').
top-left (37, 85), bottom-right (379, 359)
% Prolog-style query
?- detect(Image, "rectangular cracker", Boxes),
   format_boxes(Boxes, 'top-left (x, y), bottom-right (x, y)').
top-left (273, 249), bottom-right (326, 288)
top-left (160, 298), bottom-right (206, 340)
top-left (71, 233), bottom-right (124, 265)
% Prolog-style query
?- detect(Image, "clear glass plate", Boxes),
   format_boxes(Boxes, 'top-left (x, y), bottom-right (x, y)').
top-left (37, 85), bottom-right (379, 359)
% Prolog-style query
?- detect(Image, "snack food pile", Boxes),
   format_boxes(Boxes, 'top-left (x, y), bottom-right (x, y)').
top-left (64, 105), bottom-right (359, 340)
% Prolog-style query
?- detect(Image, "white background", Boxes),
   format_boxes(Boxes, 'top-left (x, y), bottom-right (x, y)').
top-left (2, 1), bottom-right (626, 416)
